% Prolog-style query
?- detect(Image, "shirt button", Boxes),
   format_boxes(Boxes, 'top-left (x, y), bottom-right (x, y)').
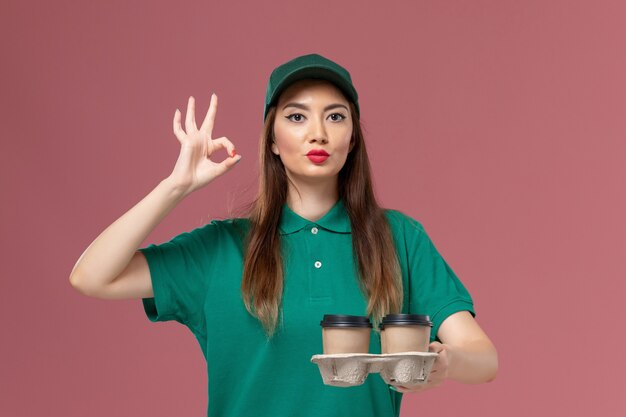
top-left (311, 227), bottom-right (319, 235)
top-left (314, 261), bottom-right (322, 269)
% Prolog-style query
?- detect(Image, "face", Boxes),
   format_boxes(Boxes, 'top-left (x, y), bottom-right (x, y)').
top-left (272, 79), bottom-right (354, 185)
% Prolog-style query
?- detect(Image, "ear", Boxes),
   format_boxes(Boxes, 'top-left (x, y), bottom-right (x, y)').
top-left (271, 141), bottom-right (280, 155)
top-left (348, 139), bottom-right (355, 153)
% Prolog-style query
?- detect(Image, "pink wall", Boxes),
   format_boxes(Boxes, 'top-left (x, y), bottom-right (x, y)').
top-left (2, 0), bottom-right (625, 416)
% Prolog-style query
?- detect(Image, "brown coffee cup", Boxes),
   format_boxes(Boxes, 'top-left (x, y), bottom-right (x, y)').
top-left (380, 314), bottom-right (433, 354)
top-left (320, 315), bottom-right (372, 354)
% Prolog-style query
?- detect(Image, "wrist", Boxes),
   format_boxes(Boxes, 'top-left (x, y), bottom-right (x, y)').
top-left (442, 341), bottom-right (498, 384)
top-left (441, 343), bottom-right (454, 378)
top-left (160, 177), bottom-right (191, 201)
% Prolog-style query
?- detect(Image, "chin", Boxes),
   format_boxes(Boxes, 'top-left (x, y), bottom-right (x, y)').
top-left (289, 168), bottom-right (340, 182)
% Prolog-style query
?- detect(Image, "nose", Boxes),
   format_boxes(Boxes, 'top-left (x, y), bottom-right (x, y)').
top-left (308, 118), bottom-right (328, 144)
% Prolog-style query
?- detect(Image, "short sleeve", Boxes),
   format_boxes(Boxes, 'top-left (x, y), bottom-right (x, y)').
top-left (139, 224), bottom-right (213, 331)
top-left (388, 211), bottom-right (475, 342)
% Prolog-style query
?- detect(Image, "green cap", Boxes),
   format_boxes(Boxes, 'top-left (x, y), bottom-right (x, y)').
top-left (263, 53), bottom-right (360, 121)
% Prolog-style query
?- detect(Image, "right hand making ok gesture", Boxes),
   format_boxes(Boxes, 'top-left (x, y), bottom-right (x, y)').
top-left (167, 94), bottom-right (242, 197)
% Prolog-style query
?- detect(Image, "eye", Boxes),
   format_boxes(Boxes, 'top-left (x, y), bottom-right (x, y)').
top-left (329, 113), bottom-right (346, 122)
top-left (286, 113), bottom-right (304, 122)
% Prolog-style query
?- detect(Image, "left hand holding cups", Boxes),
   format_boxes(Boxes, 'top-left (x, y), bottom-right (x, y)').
top-left (390, 341), bottom-right (450, 394)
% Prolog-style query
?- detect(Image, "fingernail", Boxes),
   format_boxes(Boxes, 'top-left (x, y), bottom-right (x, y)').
top-left (231, 149), bottom-right (237, 157)
top-left (389, 385), bottom-right (398, 392)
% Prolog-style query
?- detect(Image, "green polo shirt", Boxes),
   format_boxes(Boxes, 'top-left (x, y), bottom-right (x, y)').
top-left (139, 199), bottom-right (475, 417)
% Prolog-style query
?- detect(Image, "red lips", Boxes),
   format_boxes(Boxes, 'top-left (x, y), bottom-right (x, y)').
top-left (306, 149), bottom-right (330, 164)
top-left (307, 149), bottom-right (330, 156)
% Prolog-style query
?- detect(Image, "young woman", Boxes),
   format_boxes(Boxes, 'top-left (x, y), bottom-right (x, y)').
top-left (70, 53), bottom-right (498, 417)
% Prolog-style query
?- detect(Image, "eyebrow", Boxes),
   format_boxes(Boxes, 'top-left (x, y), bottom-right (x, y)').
top-left (281, 102), bottom-right (349, 112)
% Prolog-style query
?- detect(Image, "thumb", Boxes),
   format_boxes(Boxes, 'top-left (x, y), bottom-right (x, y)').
top-left (428, 341), bottom-right (445, 353)
top-left (220, 154), bottom-right (242, 171)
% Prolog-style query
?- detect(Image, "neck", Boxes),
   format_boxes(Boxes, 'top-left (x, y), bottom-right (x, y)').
top-left (286, 175), bottom-right (339, 222)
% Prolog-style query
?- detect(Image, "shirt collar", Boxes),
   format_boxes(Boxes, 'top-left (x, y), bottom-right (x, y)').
top-left (279, 199), bottom-right (352, 235)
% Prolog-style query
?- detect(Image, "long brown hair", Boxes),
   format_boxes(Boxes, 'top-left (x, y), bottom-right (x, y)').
top-left (241, 98), bottom-right (403, 338)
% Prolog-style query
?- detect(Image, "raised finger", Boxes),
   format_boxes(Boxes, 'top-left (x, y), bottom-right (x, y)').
top-left (173, 109), bottom-right (185, 142)
top-left (199, 93), bottom-right (217, 136)
top-left (185, 96), bottom-right (197, 133)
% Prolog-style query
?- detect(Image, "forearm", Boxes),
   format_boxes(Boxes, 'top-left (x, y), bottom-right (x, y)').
top-left (446, 339), bottom-right (498, 384)
top-left (69, 177), bottom-right (187, 290)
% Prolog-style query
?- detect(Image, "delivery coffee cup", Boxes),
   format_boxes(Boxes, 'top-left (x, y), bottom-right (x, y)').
top-left (320, 315), bottom-right (372, 354)
top-left (380, 314), bottom-right (433, 354)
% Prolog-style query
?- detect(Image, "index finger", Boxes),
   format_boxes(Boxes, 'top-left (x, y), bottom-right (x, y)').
top-left (199, 93), bottom-right (217, 137)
